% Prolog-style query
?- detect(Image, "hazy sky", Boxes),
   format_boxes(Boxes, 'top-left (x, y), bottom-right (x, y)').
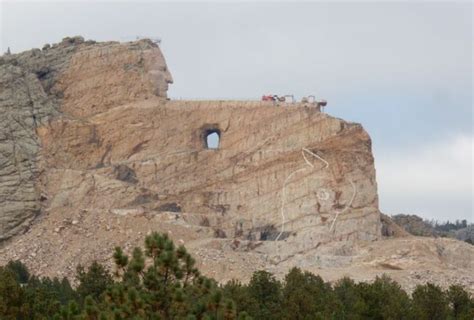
top-left (1, 1), bottom-right (472, 222)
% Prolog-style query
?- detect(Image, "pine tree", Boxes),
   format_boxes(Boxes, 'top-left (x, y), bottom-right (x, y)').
top-left (95, 232), bottom-right (236, 319)
top-left (246, 270), bottom-right (282, 320)
top-left (6, 260), bottom-right (30, 284)
top-left (333, 277), bottom-right (367, 319)
top-left (446, 284), bottom-right (473, 320)
top-left (358, 275), bottom-right (411, 320)
top-left (0, 266), bottom-right (25, 319)
top-left (222, 279), bottom-right (254, 315)
top-left (411, 283), bottom-right (449, 320)
top-left (76, 261), bottom-right (113, 303)
top-left (282, 267), bottom-right (333, 320)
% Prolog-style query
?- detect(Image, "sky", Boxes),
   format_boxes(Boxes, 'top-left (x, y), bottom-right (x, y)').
top-left (1, 1), bottom-right (472, 222)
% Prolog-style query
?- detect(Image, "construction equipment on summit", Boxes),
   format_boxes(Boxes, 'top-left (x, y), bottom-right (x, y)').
top-left (120, 36), bottom-right (162, 45)
top-left (316, 99), bottom-right (327, 112)
top-left (301, 95), bottom-right (328, 111)
top-left (283, 95), bottom-right (295, 103)
top-left (276, 95), bottom-right (286, 102)
top-left (261, 94), bottom-right (284, 102)
top-left (261, 94), bottom-right (292, 103)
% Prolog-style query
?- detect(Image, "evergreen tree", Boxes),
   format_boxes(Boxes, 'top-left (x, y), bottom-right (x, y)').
top-left (93, 232), bottom-right (236, 319)
top-left (412, 283), bottom-right (449, 320)
top-left (334, 277), bottom-right (367, 319)
top-left (0, 266), bottom-right (25, 319)
top-left (245, 270), bottom-right (282, 320)
top-left (222, 279), bottom-right (254, 315)
top-left (76, 261), bottom-right (113, 303)
top-left (357, 275), bottom-right (411, 320)
top-left (446, 284), bottom-right (473, 319)
top-left (22, 275), bottom-right (76, 318)
top-left (281, 267), bottom-right (334, 320)
top-left (6, 260), bottom-right (30, 284)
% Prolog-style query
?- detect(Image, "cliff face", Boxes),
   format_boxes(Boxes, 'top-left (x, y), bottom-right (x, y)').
top-left (1, 38), bottom-right (472, 292)
top-left (37, 38), bottom-right (381, 261)
top-left (0, 39), bottom-right (76, 241)
top-left (1, 36), bottom-right (381, 247)
top-left (0, 37), bottom-right (171, 240)
top-left (39, 101), bottom-right (381, 247)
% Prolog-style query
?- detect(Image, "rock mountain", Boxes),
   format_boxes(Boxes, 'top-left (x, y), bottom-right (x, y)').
top-left (0, 37), bottom-right (473, 292)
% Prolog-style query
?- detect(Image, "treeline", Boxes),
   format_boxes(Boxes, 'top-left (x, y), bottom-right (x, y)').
top-left (1, 232), bottom-right (473, 320)
top-left (391, 214), bottom-right (473, 244)
top-left (432, 220), bottom-right (469, 232)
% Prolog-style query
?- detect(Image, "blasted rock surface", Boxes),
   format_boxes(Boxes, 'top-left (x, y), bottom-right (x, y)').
top-left (39, 100), bottom-right (382, 247)
top-left (0, 37), bottom-right (171, 240)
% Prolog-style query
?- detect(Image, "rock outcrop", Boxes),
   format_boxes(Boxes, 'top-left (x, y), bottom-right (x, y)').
top-left (38, 100), bottom-right (381, 249)
top-left (0, 36), bottom-right (171, 241)
top-left (0, 37), bottom-right (473, 292)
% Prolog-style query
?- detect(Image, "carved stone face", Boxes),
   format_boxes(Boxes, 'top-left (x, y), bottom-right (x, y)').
top-left (144, 47), bottom-right (173, 98)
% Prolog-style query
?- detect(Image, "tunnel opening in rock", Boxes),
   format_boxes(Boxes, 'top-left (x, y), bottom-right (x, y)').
top-left (205, 130), bottom-right (220, 149)
top-left (246, 224), bottom-right (292, 241)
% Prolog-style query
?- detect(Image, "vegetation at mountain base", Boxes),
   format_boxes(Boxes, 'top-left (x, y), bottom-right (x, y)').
top-left (0, 232), bottom-right (473, 319)
top-left (391, 214), bottom-right (473, 244)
